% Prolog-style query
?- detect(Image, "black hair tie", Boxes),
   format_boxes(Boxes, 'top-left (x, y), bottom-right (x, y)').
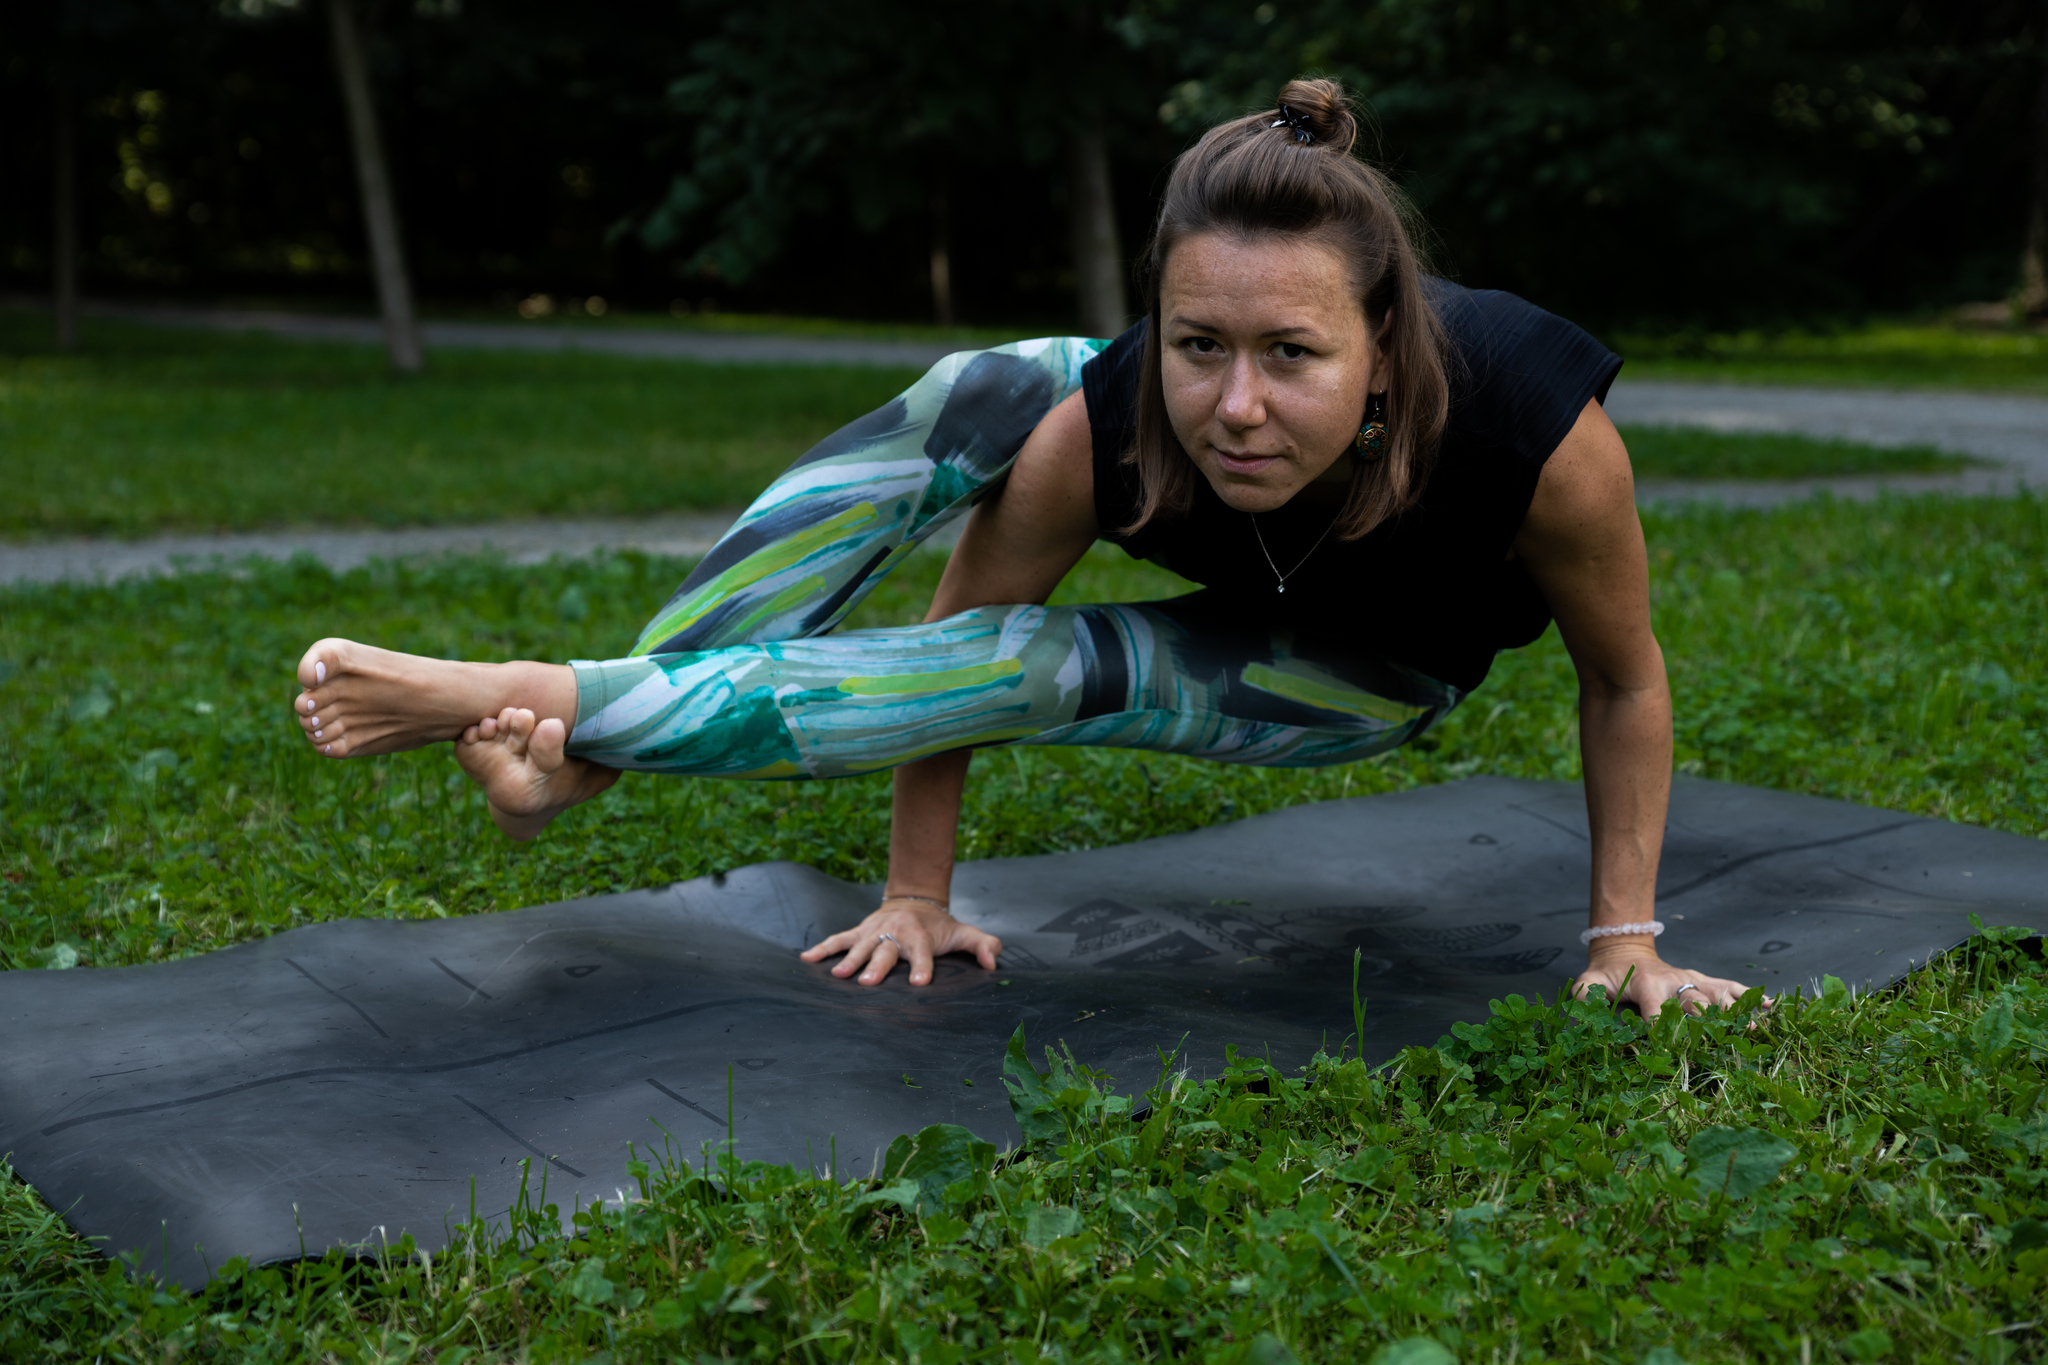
top-left (1271, 104), bottom-right (1315, 145)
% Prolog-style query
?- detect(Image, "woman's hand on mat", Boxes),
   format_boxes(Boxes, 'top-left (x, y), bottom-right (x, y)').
top-left (799, 897), bottom-right (1002, 988)
top-left (1573, 940), bottom-right (1762, 1017)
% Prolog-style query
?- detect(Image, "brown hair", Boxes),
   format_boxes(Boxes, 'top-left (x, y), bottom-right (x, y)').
top-left (1125, 77), bottom-right (1449, 540)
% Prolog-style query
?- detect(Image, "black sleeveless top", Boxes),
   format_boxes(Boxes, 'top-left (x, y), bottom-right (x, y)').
top-left (1082, 279), bottom-right (1621, 693)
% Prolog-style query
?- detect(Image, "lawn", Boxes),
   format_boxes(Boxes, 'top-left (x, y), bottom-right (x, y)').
top-left (1614, 427), bottom-right (1975, 480)
top-left (0, 317), bottom-right (1999, 541)
top-left (4, 496), bottom-right (2043, 974)
top-left (2, 493), bottom-right (2046, 1357)
top-left (1617, 323), bottom-right (2048, 393)
top-left (0, 314), bottom-right (920, 540)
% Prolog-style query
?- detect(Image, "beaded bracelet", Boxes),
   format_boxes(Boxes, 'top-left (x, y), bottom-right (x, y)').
top-left (1579, 920), bottom-right (1664, 945)
top-left (883, 893), bottom-right (950, 912)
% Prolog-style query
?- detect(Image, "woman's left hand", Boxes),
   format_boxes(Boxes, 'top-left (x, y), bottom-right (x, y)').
top-left (798, 896), bottom-right (1003, 988)
top-left (1572, 940), bottom-right (1762, 1017)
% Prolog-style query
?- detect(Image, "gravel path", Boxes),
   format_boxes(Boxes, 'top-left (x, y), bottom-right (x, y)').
top-left (7, 305), bottom-right (2043, 585)
top-left (1607, 380), bottom-right (2048, 504)
top-left (0, 515), bottom-right (740, 587)
top-left (77, 300), bottom-right (959, 369)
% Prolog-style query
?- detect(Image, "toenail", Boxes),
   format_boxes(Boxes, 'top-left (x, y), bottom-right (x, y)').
top-left (315, 661), bottom-right (326, 683)
top-left (314, 729), bottom-right (324, 739)
top-left (321, 744), bottom-right (331, 753)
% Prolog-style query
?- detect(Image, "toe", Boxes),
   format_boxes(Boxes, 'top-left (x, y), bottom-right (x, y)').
top-left (500, 708), bottom-right (537, 756)
top-left (529, 717), bottom-right (568, 774)
top-left (298, 639), bottom-right (351, 690)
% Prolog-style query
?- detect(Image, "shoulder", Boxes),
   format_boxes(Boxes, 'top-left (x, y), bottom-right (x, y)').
top-left (1081, 320), bottom-right (1150, 542)
top-left (1425, 279), bottom-right (1623, 469)
top-left (1081, 319), bottom-right (1148, 447)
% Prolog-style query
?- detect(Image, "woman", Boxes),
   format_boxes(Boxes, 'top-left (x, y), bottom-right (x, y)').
top-left (291, 79), bottom-right (1751, 1018)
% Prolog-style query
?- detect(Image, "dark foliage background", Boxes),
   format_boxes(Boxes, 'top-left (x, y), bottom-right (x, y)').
top-left (2, 0), bottom-right (2041, 330)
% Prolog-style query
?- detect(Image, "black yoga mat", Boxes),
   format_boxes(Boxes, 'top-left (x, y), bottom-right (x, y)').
top-left (4, 775), bottom-right (2044, 1287)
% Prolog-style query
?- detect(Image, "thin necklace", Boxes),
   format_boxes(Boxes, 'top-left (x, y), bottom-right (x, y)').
top-left (1249, 511), bottom-right (1338, 594)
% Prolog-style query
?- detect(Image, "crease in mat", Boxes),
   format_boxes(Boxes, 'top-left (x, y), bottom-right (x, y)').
top-left (3, 774), bottom-right (2044, 1287)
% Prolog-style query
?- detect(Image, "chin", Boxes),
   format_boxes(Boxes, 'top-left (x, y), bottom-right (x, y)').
top-left (1202, 471), bottom-right (1305, 515)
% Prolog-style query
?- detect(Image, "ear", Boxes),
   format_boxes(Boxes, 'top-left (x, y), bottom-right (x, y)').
top-left (1369, 308), bottom-right (1394, 391)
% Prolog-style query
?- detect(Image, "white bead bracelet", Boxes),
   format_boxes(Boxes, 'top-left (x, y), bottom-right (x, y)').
top-left (1580, 920), bottom-right (1664, 945)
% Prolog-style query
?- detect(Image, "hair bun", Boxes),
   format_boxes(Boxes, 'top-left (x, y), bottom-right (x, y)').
top-left (1273, 78), bottom-right (1359, 153)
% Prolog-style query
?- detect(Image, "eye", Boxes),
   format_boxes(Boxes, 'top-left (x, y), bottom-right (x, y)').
top-left (1272, 342), bottom-right (1311, 361)
top-left (1181, 335), bottom-right (1223, 355)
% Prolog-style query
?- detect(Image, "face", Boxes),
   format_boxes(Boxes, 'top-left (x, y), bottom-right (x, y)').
top-left (1159, 232), bottom-right (1384, 513)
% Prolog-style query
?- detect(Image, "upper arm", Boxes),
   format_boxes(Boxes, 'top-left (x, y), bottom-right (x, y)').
top-left (1512, 398), bottom-right (1664, 690)
top-left (926, 388), bottom-right (1101, 620)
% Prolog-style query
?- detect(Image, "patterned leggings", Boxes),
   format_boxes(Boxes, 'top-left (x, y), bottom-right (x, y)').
top-left (564, 339), bottom-right (1464, 780)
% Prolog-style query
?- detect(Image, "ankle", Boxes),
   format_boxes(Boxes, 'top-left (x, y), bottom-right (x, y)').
top-left (492, 660), bottom-right (579, 729)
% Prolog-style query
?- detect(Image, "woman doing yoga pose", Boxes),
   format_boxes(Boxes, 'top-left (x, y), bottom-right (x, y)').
top-left (289, 80), bottom-right (1752, 1018)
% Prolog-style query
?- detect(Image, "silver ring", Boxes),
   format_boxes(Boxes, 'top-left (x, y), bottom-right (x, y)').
top-left (1673, 982), bottom-right (1698, 996)
top-left (877, 932), bottom-right (900, 947)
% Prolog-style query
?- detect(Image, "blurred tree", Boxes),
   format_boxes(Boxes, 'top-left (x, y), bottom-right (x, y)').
top-left (0, 0), bottom-right (2035, 331)
top-left (636, 0), bottom-right (1154, 331)
top-left (52, 87), bottom-right (79, 350)
top-left (2020, 0), bottom-right (2048, 317)
top-left (0, 0), bottom-right (694, 314)
top-left (1140, 0), bottom-right (2040, 327)
top-left (325, 0), bottom-right (421, 371)
top-left (3, 0), bottom-right (203, 348)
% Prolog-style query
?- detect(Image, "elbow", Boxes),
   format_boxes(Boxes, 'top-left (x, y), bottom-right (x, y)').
top-left (1573, 645), bottom-right (1668, 706)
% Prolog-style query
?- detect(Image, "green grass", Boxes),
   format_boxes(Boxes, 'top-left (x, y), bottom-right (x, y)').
top-left (2, 495), bottom-right (2046, 1355)
top-left (1618, 323), bottom-right (2048, 393)
top-left (0, 313), bottom-right (919, 540)
top-left (1, 498), bottom-right (2043, 969)
top-left (1617, 426), bottom-right (1979, 480)
top-left (0, 317), bottom-right (2023, 543)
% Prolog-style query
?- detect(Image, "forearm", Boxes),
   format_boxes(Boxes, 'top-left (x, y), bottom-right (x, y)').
top-left (1578, 663), bottom-right (1672, 927)
top-left (886, 750), bottom-right (971, 901)
top-left (879, 393), bottom-right (1096, 906)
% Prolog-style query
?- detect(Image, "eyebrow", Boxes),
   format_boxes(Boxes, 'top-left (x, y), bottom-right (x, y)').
top-left (1164, 315), bottom-right (1327, 341)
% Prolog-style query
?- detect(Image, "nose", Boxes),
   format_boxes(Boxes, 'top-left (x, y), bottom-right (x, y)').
top-left (1215, 352), bottom-right (1266, 431)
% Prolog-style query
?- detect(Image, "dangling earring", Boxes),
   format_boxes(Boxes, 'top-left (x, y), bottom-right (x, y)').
top-left (1354, 390), bottom-right (1388, 460)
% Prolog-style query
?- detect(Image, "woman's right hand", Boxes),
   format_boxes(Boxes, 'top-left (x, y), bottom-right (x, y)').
top-left (798, 896), bottom-right (1003, 987)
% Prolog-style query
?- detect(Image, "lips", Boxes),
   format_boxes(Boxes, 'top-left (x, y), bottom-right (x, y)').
top-left (1214, 449), bottom-right (1283, 475)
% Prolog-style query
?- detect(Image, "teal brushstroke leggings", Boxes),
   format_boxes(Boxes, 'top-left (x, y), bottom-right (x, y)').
top-left (564, 338), bottom-right (1464, 780)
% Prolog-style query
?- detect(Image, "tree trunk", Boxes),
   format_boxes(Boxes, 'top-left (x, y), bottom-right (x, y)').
top-left (929, 189), bottom-right (954, 328)
top-left (52, 89), bottom-right (77, 353)
top-left (327, 0), bottom-right (423, 372)
top-left (1068, 124), bottom-right (1127, 339)
top-left (2021, 0), bottom-right (2048, 319)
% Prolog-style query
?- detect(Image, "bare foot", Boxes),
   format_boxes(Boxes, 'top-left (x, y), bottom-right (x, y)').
top-left (292, 638), bottom-right (574, 759)
top-left (454, 707), bottom-right (620, 841)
